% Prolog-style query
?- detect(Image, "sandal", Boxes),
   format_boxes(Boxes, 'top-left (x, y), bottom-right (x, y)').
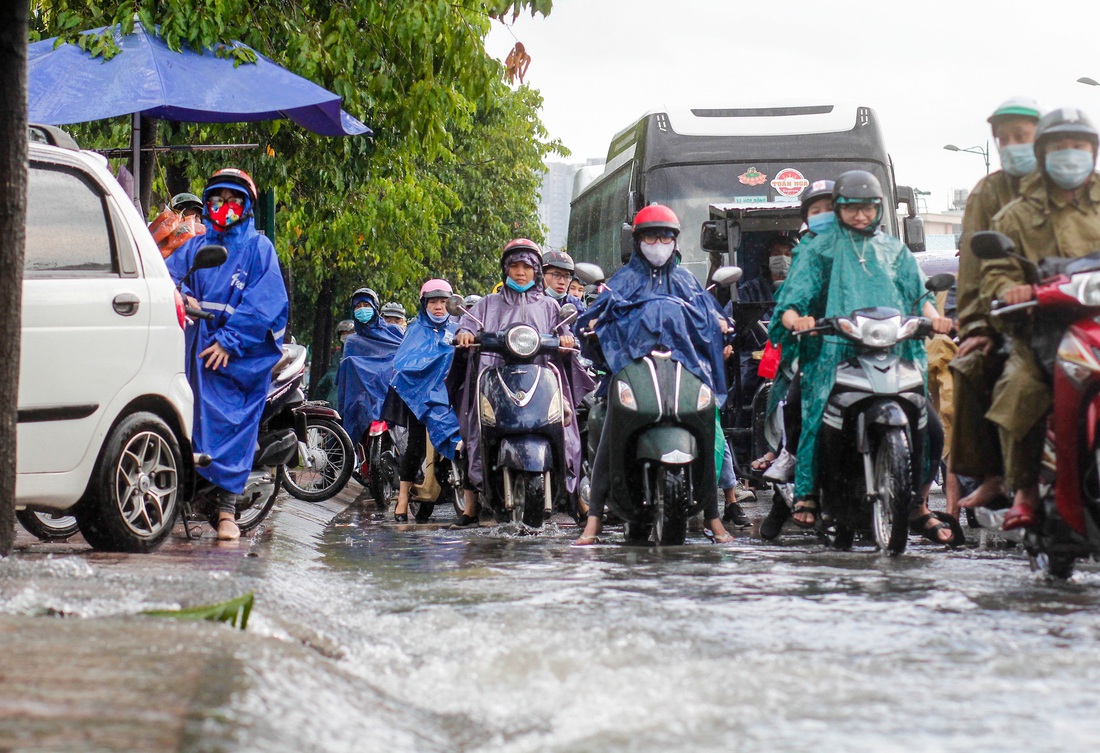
top-left (750, 452), bottom-right (776, 472)
top-left (703, 528), bottom-right (734, 544)
top-left (791, 498), bottom-right (818, 528)
top-left (909, 512), bottom-right (956, 547)
top-left (1003, 502), bottom-right (1039, 531)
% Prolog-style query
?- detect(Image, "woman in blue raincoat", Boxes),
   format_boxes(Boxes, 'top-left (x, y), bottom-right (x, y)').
top-left (773, 171), bottom-right (954, 544)
top-left (386, 279), bottom-right (462, 522)
top-left (167, 168), bottom-right (289, 541)
top-left (337, 288), bottom-right (404, 453)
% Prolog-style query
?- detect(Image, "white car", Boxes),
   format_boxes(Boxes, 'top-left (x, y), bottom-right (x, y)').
top-left (16, 126), bottom-right (194, 552)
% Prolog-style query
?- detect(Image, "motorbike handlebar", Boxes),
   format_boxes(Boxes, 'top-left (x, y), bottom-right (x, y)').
top-left (185, 306), bottom-right (216, 322)
top-left (989, 299), bottom-right (1039, 317)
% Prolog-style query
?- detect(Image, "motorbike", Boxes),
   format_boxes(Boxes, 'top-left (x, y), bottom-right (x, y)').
top-left (351, 420), bottom-right (405, 508)
top-left (970, 230), bottom-right (1100, 578)
top-left (574, 263), bottom-right (741, 546)
top-left (446, 294), bottom-right (578, 528)
top-left (772, 272), bottom-right (956, 555)
top-left (405, 435), bottom-right (467, 522)
top-left (277, 402), bottom-right (355, 503)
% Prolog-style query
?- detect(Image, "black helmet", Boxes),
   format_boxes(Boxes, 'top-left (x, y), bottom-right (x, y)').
top-left (800, 179), bottom-right (835, 221)
top-left (381, 301), bottom-right (407, 318)
top-left (351, 287), bottom-right (380, 312)
top-left (542, 249), bottom-right (575, 272)
top-left (170, 192), bottom-right (203, 213)
top-left (1034, 107), bottom-right (1099, 161)
top-left (833, 171), bottom-right (884, 236)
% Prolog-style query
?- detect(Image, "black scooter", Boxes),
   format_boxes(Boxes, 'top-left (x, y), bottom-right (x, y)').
top-left (447, 295), bottom-right (577, 528)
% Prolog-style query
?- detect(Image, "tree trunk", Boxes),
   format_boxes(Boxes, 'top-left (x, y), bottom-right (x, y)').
top-left (140, 115), bottom-right (157, 215)
top-left (308, 275), bottom-right (337, 399)
top-left (163, 121), bottom-right (191, 198)
top-left (0, 0), bottom-right (30, 555)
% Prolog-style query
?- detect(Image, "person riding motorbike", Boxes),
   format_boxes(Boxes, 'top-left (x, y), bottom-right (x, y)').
top-left (773, 170), bottom-right (954, 544)
top-left (170, 192), bottom-right (203, 219)
top-left (381, 301), bottom-right (408, 332)
top-left (337, 288), bottom-right (405, 487)
top-left (952, 97), bottom-right (1044, 516)
top-left (166, 167), bottom-right (289, 541)
top-left (568, 277), bottom-right (585, 300)
top-left (979, 106), bottom-right (1100, 531)
top-left (574, 204), bottom-right (734, 545)
top-left (543, 250), bottom-right (587, 312)
top-left (451, 239), bottom-right (594, 527)
top-left (386, 280), bottom-right (463, 522)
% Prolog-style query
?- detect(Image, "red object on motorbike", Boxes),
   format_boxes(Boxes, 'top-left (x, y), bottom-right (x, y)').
top-left (758, 341), bottom-right (781, 379)
top-left (369, 420), bottom-right (388, 436)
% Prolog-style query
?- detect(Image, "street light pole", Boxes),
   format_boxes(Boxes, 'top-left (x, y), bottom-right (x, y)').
top-left (943, 141), bottom-right (990, 175)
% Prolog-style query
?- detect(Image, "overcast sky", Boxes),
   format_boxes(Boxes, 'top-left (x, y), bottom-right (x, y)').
top-left (485, 0), bottom-right (1100, 213)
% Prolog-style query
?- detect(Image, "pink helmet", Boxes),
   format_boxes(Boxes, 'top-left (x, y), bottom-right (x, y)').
top-left (419, 278), bottom-right (453, 300)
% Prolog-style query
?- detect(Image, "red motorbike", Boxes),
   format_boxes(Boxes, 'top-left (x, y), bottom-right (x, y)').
top-left (973, 230), bottom-right (1100, 577)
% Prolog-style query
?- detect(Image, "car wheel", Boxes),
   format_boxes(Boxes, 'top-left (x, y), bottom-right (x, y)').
top-left (16, 509), bottom-right (81, 541)
top-left (76, 412), bottom-right (181, 553)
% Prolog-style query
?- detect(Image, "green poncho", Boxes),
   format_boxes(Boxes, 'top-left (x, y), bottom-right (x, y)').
top-left (770, 223), bottom-right (928, 497)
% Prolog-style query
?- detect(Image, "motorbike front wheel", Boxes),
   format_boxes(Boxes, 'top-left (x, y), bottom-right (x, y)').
top-left (16, 509), bottom-right (80, 541)
top-left (507, 470), bottom-right (547, 528)
top-left (279, 417), bottom-right (354, 502)
top-left (368, 434), bottom-right (399, 508)
top-left (871, 427), bottom-right (913, 556)
top-left (654, 466), bottom-right (690, 546)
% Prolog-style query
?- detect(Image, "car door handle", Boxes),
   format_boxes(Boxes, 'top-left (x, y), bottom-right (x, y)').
top-left (112, 292), bottom-right (140, 317)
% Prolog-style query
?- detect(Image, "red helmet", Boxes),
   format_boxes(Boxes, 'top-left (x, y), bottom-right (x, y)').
top-left (632, 204), bottom-right (680, 237)
top-left (203, 167), bottom-right (258, 204)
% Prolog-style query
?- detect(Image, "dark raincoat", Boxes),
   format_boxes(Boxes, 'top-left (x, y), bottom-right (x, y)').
top-left (167, 218), bottom-right (288, 494)
top-left (337, 294), bottom-right (404, 445)
top-left (391, 308), bottom-right (461, 460)
top-left (455, 249), bottom-right (595, 492)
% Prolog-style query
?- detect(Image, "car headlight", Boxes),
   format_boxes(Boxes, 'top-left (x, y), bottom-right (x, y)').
top-left (857, 316), bottom-right (900, 347)
top-left (479, 393), bottom-right (496, 426)
top-left (617, 380), bottom-right (637, 411)
top-left (505, 325), bottom-right (540, 358)
top-left (696, 383), bottom-right (713, 411)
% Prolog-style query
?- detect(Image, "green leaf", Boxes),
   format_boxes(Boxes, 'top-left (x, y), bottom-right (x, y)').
top-left (143, 592), bottom-right (254, 630)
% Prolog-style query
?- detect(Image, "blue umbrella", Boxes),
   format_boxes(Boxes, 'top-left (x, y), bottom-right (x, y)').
top-left (28, 21), bottom-right (370, 202)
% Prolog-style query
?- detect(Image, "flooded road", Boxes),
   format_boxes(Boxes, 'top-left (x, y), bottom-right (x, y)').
top-left (3, 492), bottom-right (1099, 752)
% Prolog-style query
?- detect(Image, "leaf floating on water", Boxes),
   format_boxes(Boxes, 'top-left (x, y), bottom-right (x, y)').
top-left (143, 592), bottom-right (253, 630)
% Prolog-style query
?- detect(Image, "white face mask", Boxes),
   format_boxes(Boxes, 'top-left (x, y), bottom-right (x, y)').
top-left (639, 241), bottom-right (674, 267)
top-left (769, 256), bottom-right (792, 278)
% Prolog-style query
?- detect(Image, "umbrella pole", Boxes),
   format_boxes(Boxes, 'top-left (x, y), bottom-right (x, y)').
top-left (130, 113), bottom-right (141, 213)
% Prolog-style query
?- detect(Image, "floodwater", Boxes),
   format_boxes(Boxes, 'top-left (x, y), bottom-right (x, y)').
top-left (3, 493), bottom-right (1099, 753)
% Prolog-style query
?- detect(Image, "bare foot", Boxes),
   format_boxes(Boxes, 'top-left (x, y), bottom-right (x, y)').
top-left (958, 476), bottom-right (1008, 509)
top-left (217, 514), bottom-right (240, 541)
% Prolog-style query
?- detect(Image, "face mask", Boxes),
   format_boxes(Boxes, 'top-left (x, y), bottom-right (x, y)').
top-left (427, 311), bottom-right (449, 324)
top-left (1045, 148), bottom-right (1096, 190)
top-left (207, 197), bottom-right (245, 231)
top-left (999, 143), bottom-right (1037, 177)
top-left (505, 277), bottom-right (536, 293)
top-left (807, 211), bottom-right (836, 235)
top-left (639, 240), bottom-right (674, 267)
top-left (354, 307), bottom-right (374, 324)
top-left (545, 286), bottom-right (566, 301)
top-left (769, 256), bottom-right (792, 278)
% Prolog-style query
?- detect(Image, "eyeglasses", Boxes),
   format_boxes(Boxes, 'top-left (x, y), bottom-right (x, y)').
top-left (639, 231), bottom-right (676, 245)
top-left (840, 204), bottom-right (879, 217)
top-left (544, 269), bottom-right (571, 280)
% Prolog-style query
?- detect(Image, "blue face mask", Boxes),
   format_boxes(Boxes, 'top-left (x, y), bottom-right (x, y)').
top-left (354, 307), bottom-right (374, 324)
top-left (1045, 148), bottom-right (1096, 190)
top-left (427, 311), bottom-right (449, 324)
top-left (505, 277), bottom-right (536, 293)
top-left (999, 143), bottom-right (1037, 177)
top-left (807, 211), bottom-right (836, 235)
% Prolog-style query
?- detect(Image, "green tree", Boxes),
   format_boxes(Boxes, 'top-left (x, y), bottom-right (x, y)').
top-left (29, 0), bottom-right (561, 388)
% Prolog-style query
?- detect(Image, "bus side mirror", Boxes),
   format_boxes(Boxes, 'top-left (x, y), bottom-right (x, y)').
top-left (896, 185), bottom-right (919, 218)
top-left (620, 222), bottom-right (634, 264)
top-left (903, 215), bottom-right (926, 254)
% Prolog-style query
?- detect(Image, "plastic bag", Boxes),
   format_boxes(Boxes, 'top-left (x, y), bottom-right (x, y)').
top-left (148, 208), bottom-right (202, 258)
top-left (757, 340), bottom-right (781, 379)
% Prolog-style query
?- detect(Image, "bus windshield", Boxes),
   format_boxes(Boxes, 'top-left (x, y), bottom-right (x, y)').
top-left (645, 160), bottom-right (893, 279)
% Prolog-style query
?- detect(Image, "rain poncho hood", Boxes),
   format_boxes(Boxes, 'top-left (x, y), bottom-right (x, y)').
top-left (391, 308), bottom-right (461, 460)
top-left (501, 248), bottom-right (544, 289)
top-left (337, 301), bottom-right (404, 445)
top-left (167, 218), bottom-right (289, 493)
top-left (453, 286), bottom-right (595, 491)
top-left (351, 289), bottom-right (383, 338)
top-left (578, 253), bottom-right (728, 403)
top-left (770, 223), bottom-right (928, 497)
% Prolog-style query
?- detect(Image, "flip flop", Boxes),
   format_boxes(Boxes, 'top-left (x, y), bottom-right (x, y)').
top-left (791, 499), bottom-right (818, 529)
top-left (750, 453), bottom-right (776, 471)
top-left (1003, 503), bottom-right (1039, 531)
top-left (909, 512), bottom-right (956, 547)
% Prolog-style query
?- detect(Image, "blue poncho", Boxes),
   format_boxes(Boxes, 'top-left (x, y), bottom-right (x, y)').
top-left (337, 294), bottom-right (404, 445)
top-left (578, 254), bottom-right (728, 403)
top-left (391, 309), bottom-right (461, 460)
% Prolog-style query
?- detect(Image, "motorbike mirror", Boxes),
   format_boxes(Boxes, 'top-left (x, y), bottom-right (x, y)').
top-left (190, 244), bottom-right (228, 272)
top-left (970, 231), bottom-right (1014, 261)
top-left (925, 273), bottom-right (956, 293)
top-left (557, 303), bottom-right (578, 330)
top-left (445, 294), bottom-right (467, 318)
top-left (574, 262), bottom-right (606, 285)
top-left (710, 266), bottom-right (743, 287)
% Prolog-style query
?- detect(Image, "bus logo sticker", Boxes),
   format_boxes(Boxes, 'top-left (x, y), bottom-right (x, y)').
top-left (738, 167), bottom-right (768, 186)
top-left (771, 168), bottom-right (810, 197)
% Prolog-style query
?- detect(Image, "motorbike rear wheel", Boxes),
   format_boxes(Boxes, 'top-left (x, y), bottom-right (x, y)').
top-left (871, 427), bottom-right (912, 556)
top-left (279, 417), bottom-right (354, 502)
top-left (655, 466), bottom-right (689, 546)
top-left (16, 509), bottom-right (80, 541)
top-left (233, 476), bottom-right (282, 534)
top-left (368, 434), bottom-right (399, 508)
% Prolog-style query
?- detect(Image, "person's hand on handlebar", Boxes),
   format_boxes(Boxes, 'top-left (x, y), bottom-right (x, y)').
top-left (455, 331), bottom-right (476, 348)
top-left (781, 308), bottom-right (816, 332)
top-left (930, 316), bottom-right (953, 335)
top-left (1002, 284), bottom-right (1035, 305)
top-left (559, 334), bottom-right (576, 349)
top-left (186, 295), bottom-right (200, 310)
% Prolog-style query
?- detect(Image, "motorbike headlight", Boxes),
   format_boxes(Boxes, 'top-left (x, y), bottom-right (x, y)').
top-left (1058, 331), bottom-right (1100, 387)
top-left (858, 316), bottom-right (900, 347)
top-left (696, 383), bottom-right (713, 411)
top-left (1079, 273), bottom-right (1100, 306)
top-left (547, 387), bottom-right (563, 423)
top-left (479, 393), bottom-right (496, 426)
top-left (505, 325), bottom-right (540, 358)
top-left (617, 380), bottom-right (637, 411)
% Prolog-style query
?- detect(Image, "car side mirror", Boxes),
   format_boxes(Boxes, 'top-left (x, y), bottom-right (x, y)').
top-left (574, 262), bottom-right (606, 285)
top-left (710, 265), bottom-right (743, 287)
top-left (970, 231), bottom-right (1014, 260)
top-left (925, 273), bottom-right (955, 293)
top-left (903, 215), bottom-right (926, 254)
